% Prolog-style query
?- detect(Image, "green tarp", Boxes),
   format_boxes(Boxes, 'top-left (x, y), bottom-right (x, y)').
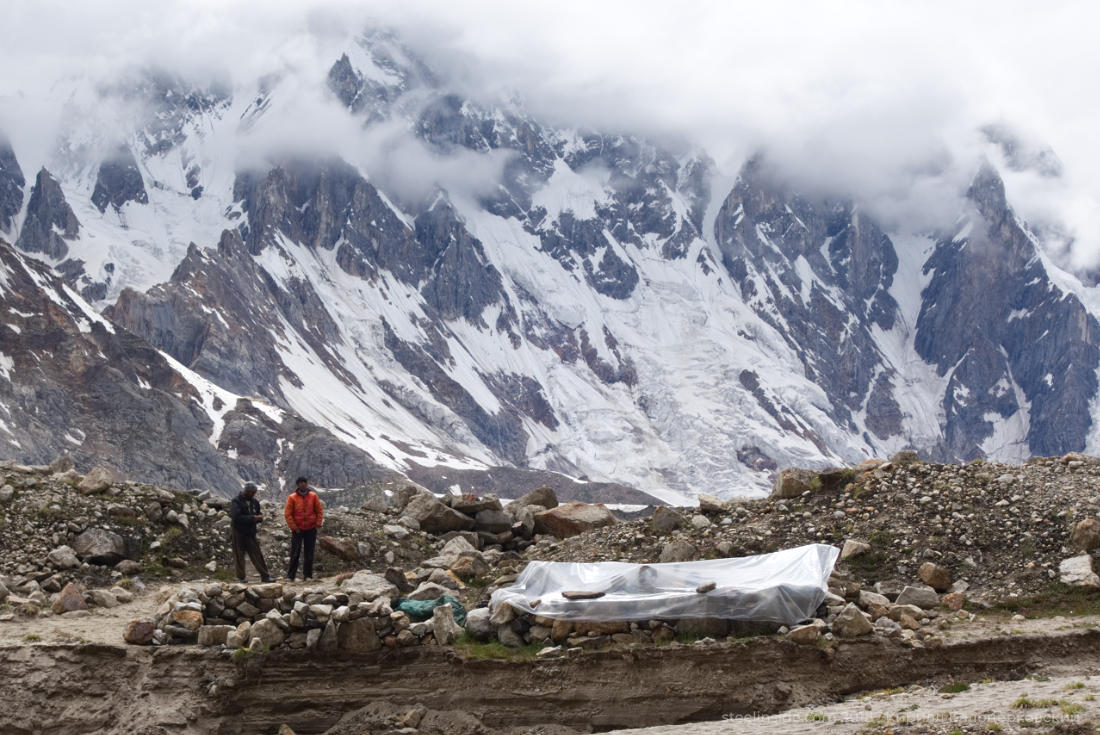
top-left (393, 595), bottom-right (467, 626)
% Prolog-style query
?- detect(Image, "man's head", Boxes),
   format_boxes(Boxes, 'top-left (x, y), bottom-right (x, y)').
top-left (242, 483), bottom-right (258, 498)
top-left (295, 477), bottom-right (308, 493)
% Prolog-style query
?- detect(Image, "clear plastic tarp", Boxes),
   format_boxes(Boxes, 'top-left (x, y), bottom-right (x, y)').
top-left (490, 543), bottom-right (839, 624)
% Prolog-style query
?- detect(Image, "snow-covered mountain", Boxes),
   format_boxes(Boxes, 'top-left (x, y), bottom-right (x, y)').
top-left (1, 30), bottom-right (1097, 501)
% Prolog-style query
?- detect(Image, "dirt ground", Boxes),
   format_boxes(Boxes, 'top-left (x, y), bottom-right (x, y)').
top-left (604, 672), bottom-right (1100, 734)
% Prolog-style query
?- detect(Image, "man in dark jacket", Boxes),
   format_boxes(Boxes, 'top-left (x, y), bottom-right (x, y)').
top-left (229, 483), bottom-right (272, 583)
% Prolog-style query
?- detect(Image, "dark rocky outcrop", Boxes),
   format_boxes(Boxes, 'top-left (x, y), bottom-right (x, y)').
top-left (91, 146), bottom-right (148, 213)
top-left (14, 168), bottom-right (79, 259)
top-left (915, 165), bottom-right (1100, 459)
top-left (0, 136), bottom-right (24, 235)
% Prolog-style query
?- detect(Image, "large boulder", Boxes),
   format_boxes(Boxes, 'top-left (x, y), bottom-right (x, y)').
top-left (1060, 555), bottom-right (1100, 588)
top-left (249, 618), bottom-right (286, 650)
top-left (319, 536), bottom-right (360, 561)
top-left (1070, 519), bottom-right (1100, 551)
top-left (77, 466), bottom-right (117, 494)
top-left (51, 582), bottom-right (88, 614)
top-left (894, 584), bottom-right (940, 609)
top-left (197, 625), bottom-right (235, 647)
top-left (770, 468), bottom-right (818, 499)
top-left (124, 619), bottom-right (156, 645)
top-left (463, 607), bottom-right (494, 641)
top-left (651, 506), bottom-right (684, 534)
top-left (404, 494), bottom-right (476, 534)
top-left (533, 502), bottom-right (616, 538)
top-left (432, 603), bottom-right (463, 645)
top-left (697, 494), bottom-right (726, 513)
top-left (513, 485), bottom-right (558, 510)
top-left (451, 495), bottom-right (502, 515)
top-left (72, 528), bottom-right (126, 565)
top-left (917, 562), bottom-right (953, 592)
top-left (659, 539), bottom-right (697, 563)
top-left (474, 509), bottom-right (512, 534)
top-left (840, 539), bottom-right (870, 560)
top-left (342, 572), bottom-right (398, 601)
top-left (47, 545), bottom-right (80, 570)
top-left (832, 603), bottom-right (873, 637)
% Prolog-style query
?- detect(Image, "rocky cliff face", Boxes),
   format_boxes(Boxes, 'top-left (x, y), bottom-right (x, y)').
top-left (0, 29), bottom-right (1098, 500)
top-left (915, 166), bottom-right (1100, 459)
top-left (15, 168), bottom-right (80, 260)
top-left (0, 137), bottom-right (23, 236)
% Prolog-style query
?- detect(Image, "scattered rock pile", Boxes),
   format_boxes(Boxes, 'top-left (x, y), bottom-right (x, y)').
top-left (390, 484), bottom-right (615, 551)
top-left (132, 577), bottom-right (465, 651)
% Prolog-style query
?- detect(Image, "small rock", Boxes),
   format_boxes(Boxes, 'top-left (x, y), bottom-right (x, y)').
top-left (1060, 555), bottom-right (1100, 588)
top-left (651, 506), bottom-right (684, 534)
top-left (197, 625), bottom-right (235, 647)
top-left (787, 621), bottom-right (823, 644)
top-left (690, 514), bottom-right (712, 530)
top-left (659, 539), bottom-right (696, 563)
top-left (47, 546), bottom-right (81, 570)
top-left (697, 494), bottom-right (726, 513)
top-left (840, 539), bottom-right (870, 560)
top-left (918, 562), bottom-right (952, 592)
top-left (895, 585), bottom-right (940, 609)
top-left (77, 466), bottom-right (116, 494)
top-left (464, 608), bottom-right (494, 641)
top-left (124, 619), bottom-right (157, 645)
top-left (832, 603), bottom-right (873, 637)
top-left (51, 582), bottom-right (89, 614)
top-left (1070, 518), bottom-right (1100, 551)
top-left (696, 581), bottom-right (717, 594)
top-left (432, 603), bottom-right (462, 645)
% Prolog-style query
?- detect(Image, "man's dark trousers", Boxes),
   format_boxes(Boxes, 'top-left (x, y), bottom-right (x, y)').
top-left (231, 528), bottom-right (270, 580)
top-left (288, 528), bottom-right (317, 579)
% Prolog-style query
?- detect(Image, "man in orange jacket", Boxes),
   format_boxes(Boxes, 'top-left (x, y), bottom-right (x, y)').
top-left (284, 476), bottom-right (323, 580)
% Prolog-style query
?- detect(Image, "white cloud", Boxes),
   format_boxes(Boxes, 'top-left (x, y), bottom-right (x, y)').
top-left (1, 0), bottom-right (1097, 263)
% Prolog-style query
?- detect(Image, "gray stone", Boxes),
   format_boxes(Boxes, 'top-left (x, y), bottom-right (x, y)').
top-left (1070, 518), bottom-right (1100, 551)
top-left (249, 618), bottom-right (286, 650)
top-left (690, 514), bottom-right (712, 530)
top-left (87, 589), bottom-right (119, 608)
top-left (474, 509), bottom-right (512, 533)
top-left (513, 485), bottom-right (558, 510)
top-left (407, 582), bottom-right (452, 601)
top-left (894, 584), bottom-right (940, 609)
top-left (73, 528), bottom-right (126, 565)
top-left (697, 494), bottom-right (726, 513)
top-left (47, 545), bottom-right (80, 570)
top-left (197, 625), bottom-right (235, 646)
top-left (651, 506), bottom-right (684, 534)
top-left (840, 539), bottom-right (870, 560)
top-left (787, 620), bottom-right (825, 644)
top-left (659, 539), bottom-right (696, 563)
top-left (463, 607), bottom-right (494, 641)
top-left (77, 466), bottom-right (116, 494)
top-left (832, 603), bottom-right (873, 637)
top-left (404, 493), bottom-right (476, 534)
top-left (918, 562), bottom-right (953, 592)
top-left (1060, 554), bottom-right (1100, 588)
top-left (342, 571), bottom-right (399, 601)
top-left (534, 502), bottom-right (616, 538)
top-left (858, 590), bottom-right (891, 609)
top-left (337, 617), bottom-right (380, 652)
top-left (771, 468), bottom-right (818, 499)
top-left (432, 603), bottom-right (462, 645)
top-left (497, 625), bottom-right (525, 647)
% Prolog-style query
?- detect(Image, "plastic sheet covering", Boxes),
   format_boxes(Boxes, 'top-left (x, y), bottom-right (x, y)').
top-left (490, 543), bottom-right (839, 624)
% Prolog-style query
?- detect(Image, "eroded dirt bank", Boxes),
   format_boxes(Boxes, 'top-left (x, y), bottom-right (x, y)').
top-left (4, 627), bottom-right (1100, 734)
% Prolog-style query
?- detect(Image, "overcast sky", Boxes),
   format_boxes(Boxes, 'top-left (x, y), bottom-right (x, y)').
top-left (2, 0), bottom-right (1097, 265)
